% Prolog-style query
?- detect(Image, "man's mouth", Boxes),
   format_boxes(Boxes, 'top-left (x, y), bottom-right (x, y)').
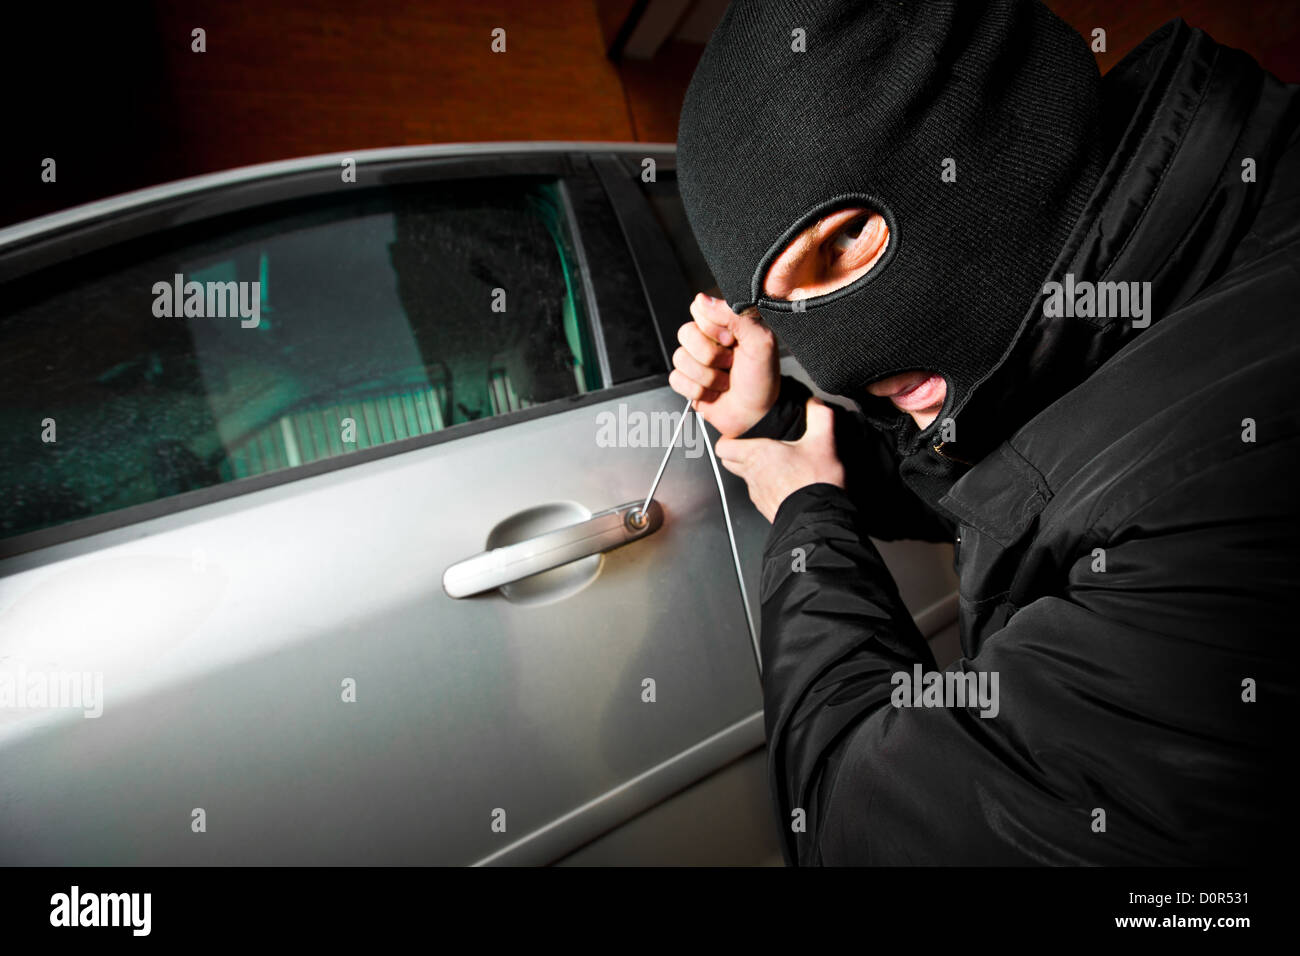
top-left (868, 372), bottom-right (946, 412)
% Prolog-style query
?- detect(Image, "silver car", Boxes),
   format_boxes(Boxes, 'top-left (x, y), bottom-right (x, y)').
top-left (0, 143), bottom-right (958, 865)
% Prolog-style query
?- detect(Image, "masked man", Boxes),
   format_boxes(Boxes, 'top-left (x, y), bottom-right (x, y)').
top-left (671, 0), bottom-right (1298, 864)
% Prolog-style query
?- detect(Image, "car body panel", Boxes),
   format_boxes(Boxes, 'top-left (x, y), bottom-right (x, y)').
top-left (0, 384), bottom-right (763, 864)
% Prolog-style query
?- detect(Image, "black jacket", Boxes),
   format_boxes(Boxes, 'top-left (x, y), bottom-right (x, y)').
top-left (744, 20), bottom-right (1300, 865)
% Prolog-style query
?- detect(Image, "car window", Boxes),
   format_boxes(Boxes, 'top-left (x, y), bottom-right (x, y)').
top-left (634, 169), bottom-right (719, 300)
top-left (0, 177), bottom-right (599, 540)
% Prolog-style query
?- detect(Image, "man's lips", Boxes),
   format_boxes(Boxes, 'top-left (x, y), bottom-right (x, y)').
top-left (869, 373), bottom-right (947, 412)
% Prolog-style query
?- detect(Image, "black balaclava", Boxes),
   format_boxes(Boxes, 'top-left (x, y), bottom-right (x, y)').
top-left (677, 0), bottom-right (1105, 456)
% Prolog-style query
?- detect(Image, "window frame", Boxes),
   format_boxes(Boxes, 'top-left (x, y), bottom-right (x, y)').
top-left (0, 148), bottom-right (664, 558)
top-left (589, 150), bottom-right (696, 374)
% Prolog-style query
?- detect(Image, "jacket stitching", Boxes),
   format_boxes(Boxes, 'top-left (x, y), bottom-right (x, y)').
top-left (1101, 46), bottom-right (1220, 281)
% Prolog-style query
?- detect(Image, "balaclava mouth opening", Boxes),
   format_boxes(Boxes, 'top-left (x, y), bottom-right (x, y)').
top-left (677, 0), bottom-right (1105, 457)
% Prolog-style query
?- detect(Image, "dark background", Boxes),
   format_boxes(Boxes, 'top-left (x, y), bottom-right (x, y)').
top-left (3, 0), bottom-right (1297, 229)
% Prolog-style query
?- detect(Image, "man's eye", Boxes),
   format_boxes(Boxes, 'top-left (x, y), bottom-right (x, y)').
top-left (830, 216), bottom-right (868, 254)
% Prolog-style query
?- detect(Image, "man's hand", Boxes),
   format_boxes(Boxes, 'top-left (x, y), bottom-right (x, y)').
top-left (715, 397), bottom-right (845, 522)
top-left (670, 293), bottom-right (780, 437)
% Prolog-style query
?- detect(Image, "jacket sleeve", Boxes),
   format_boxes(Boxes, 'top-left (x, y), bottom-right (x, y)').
top-left (761, 464), bottom-right (1290, 866)
top-left (742, 375), bottom-right (954, 543)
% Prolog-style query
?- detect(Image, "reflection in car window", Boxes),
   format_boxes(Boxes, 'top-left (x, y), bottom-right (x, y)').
top-left (0, 177), bottom-right (599, 539)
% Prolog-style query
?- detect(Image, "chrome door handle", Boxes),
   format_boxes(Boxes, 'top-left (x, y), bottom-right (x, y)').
top-left (442, 500), bottom-right (664, 598)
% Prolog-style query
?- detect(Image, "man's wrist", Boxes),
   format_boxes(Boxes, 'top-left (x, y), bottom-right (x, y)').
top-left (739, 376), bottom-right (814, 441)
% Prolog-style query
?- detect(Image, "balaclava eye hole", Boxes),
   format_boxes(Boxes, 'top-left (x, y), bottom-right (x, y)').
top-left (749, 193), bottom-right (900, 312)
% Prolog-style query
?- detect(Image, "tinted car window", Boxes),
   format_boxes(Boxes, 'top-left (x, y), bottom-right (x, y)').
top-left (0, 177), bottom-right (598, 539)
top-left (635, 169), bottom-right (719, 299)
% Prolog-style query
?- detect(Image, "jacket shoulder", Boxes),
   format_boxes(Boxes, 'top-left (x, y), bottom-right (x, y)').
top-left (1012, 240), bottom-right (1300, 536)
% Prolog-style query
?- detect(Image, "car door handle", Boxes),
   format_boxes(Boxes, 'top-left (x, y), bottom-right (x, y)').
top-left (442, 500), bottom-right (664, 598)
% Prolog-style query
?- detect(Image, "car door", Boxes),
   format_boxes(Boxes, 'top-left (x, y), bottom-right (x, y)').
top-left (0, 146), bottom-right (769, 865)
